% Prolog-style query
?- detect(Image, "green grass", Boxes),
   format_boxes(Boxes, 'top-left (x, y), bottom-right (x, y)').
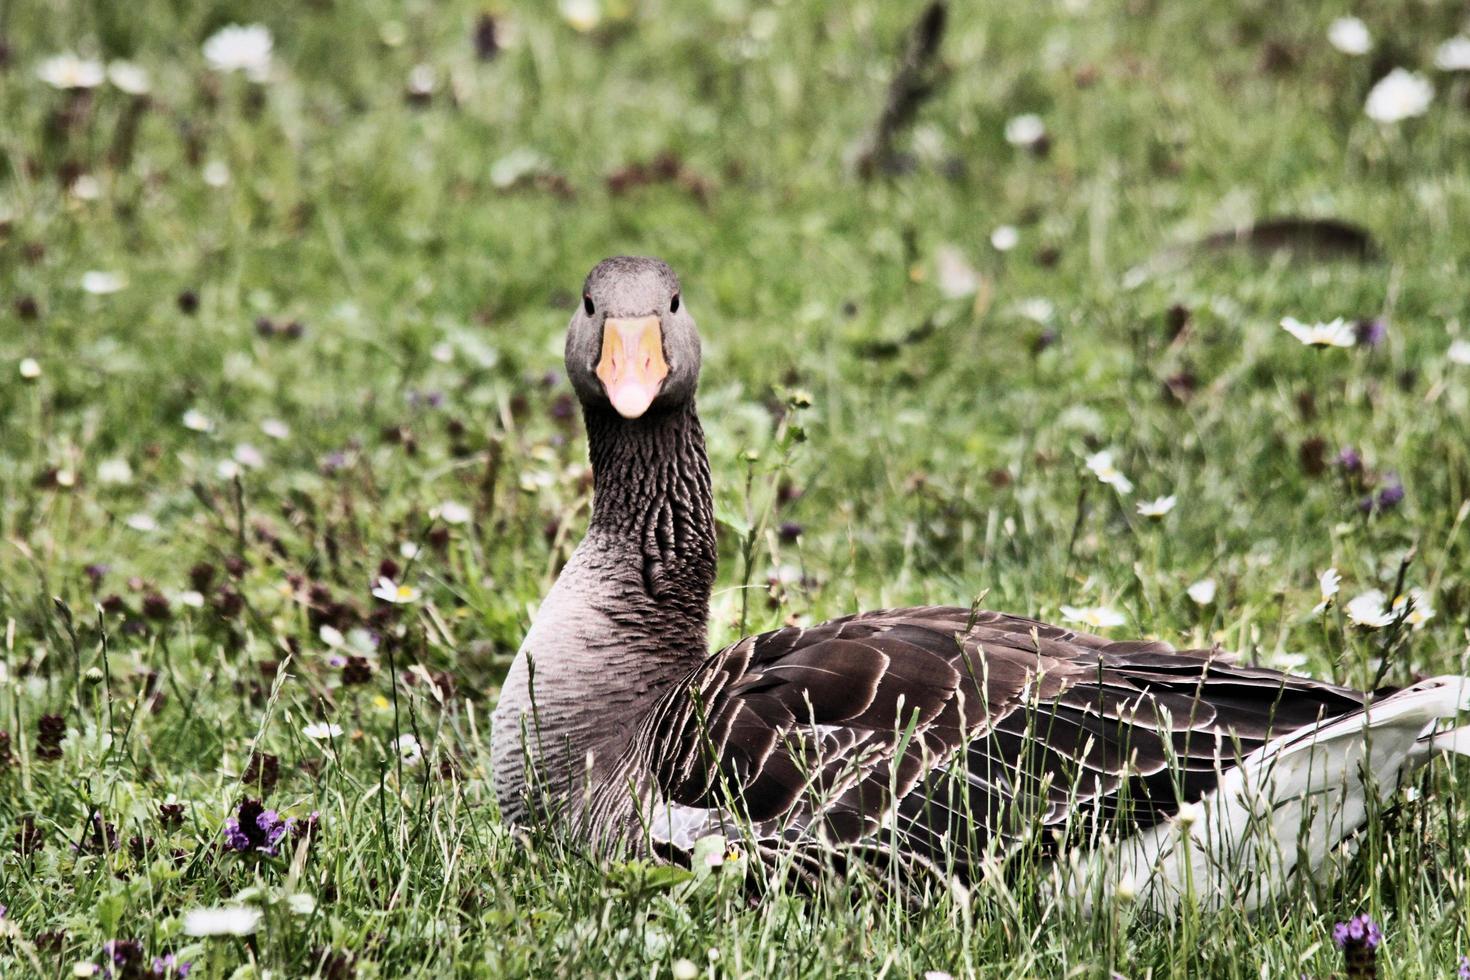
top-left (3, 0), bottom-right (1470, 975)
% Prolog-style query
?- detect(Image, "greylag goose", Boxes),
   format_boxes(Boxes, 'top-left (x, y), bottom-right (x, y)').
top-left (491, 256), bottom-right (1470, 911)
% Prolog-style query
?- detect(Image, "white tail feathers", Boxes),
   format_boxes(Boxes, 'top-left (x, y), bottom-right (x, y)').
top-left (1070, 673), bottom-right (1470, 914)
top-left (1423, 725), bottom-right (1470, 757)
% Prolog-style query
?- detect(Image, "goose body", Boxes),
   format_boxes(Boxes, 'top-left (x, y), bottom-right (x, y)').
top-left (491, 256), bottom-right (1470, 912)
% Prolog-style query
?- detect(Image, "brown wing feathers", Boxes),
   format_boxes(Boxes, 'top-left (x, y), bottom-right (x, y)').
top-left (651, 606), bottom-right (1369, 874)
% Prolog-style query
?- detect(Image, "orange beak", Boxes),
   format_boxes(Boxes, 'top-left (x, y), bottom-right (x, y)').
top-left (596, 316), bottom-right (668, 419)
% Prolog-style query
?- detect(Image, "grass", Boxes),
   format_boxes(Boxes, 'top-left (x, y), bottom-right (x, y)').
top-left (2, 0), bottom-right (1470, 975)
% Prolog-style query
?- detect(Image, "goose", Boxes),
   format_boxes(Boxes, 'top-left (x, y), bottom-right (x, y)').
top-left (490, 255), bottom-right (1470, 912)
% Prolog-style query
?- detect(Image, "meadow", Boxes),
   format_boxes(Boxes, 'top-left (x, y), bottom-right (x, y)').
top-left (3, 0), bottom-right (1470, 976)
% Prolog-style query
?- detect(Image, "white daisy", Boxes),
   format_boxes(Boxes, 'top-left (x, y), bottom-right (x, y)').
top-left (233, 443), bottom-right (265, 468)
top-left (97, 457), bottom-right (134, 485)
top-left (177, 590), bottom-right (205, 609)
top-left (406, 64), bottom-right (436, 97)
top-left (1016, 297), bottom-right (1055, 324)
top-left (260, 418), bottom-right (291, 439)
top-left (287, 893), bottom-right (317, 915)
top-left (1345, 589), bottom-right (1430, 628)
top-left (182, 905), bottom-right (262, 937)
top-left (1004, 113), bottom-right (1046, 148)
top-left (69, 175), bottom-right (101, 201)
top-left (436, 500), bottom-right (472, 525)
top-left (19, 358), bottom-right (42, 380)
top-left (989, 225), bottom-right (1019, 252)
top-left (203, 24), bottom-right (274, 82)
top-left (1060, 605), bottom-right (1127, 629)
top-left (302, 721), bottom-right (343, 740)
top-left (934, 245), bottom-right (980, 299)
top-left (1187, 578), bottom-right (1217, 605)
top-left (1364, 68), bottom-right (1433, 124)
top-left (372, 577), bottom-right (420, 604)
top-left (202, 160), bottom-right (231, 188)
top-left (319, 625), bottom-right (345, 648)
top-left (1136, 494), bottom-right (1176, 518)
top-left (215, 459), bottom-right (242, 480)
top-left (125, 513), bottom-right (159, 533)
top-left (1327, 16), bottom-right (1371, 56)
top-left (107, 60), bottom-right (151, 95)
top-left (1085, 449), bottom-right (1134, 495)
top-left (395, 733), bottom-right (424, 766)
top-left (80, 271), bottom-right (127, 295)
top-left (1281, 316), bottom-right (1355, 348)
top-left (181, 408), bottom-right (214, 433)
top-left (1434, 36), bottom-right (1470, 72)
top-left (1313, 567), bottom-right (1341, 613)
top-left (1447, 339), bottom-right (1470, 365)
top-left (559, 0), bottom-right (602, 33)
top-left (36, 53), bottom-right (105, 90)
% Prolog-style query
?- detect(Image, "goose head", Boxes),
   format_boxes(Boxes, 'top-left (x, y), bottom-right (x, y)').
top-left (566, 256), bottom-right (701, 419)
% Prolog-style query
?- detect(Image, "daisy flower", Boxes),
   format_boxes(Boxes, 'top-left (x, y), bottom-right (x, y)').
top-left (181, 409), bottom-right (214, 432)
top-left (1313, 567), bottom-right (1341, 613)
top-left (1447, 339), bottom-right (1470, 365)
top-left (435, 501), bottom-right (472, 525)
top-left (934, 245), bottom-right (980, 299)
top-left (260, 418), bottom-right (291, 439)
top-left (1137, 494), bottom-right (1176, 518)
top-left (81, 271), bottom-right (127, 295)
top-left (989, 225), bottom-right (1019, 252)
top-left (36, 53), bottom-right (105, 90)
top-left (1327, 16), bottom-right (1371, 55)
top-left (395, 733), bottom-right (424, 766)
top-left (302, 721), bottom-right (343, 740)
top-left (1060, 605), bottom-right (1127, 629)
top-left (1085, 450), bottom-right (1134, 495)
top-left (1345, 588), bottom-right (1433, 629)
top-left (182, 906), bottom-right (262, 937)
top-left (19, 358), bottom-right (42, 380)
top-left (203, 24), bottom-right (273, 82)
top-left (559, 0), bottom-right (602, 33)
top-left (372, 577), bottom-right (420, 604)
top-left (1435, 36), bottom-right (1470, 72)
top-left (1281, 316), bottom-right (1355, 348)
top-left (1187, 579), bottom-right (1217, 605)
top-left (1004, 113), bottom-right (1046, 148)
top-left (1364, 68), bottom-right (1433, 124)
top-left (106, 60), bottom-right (151, 95)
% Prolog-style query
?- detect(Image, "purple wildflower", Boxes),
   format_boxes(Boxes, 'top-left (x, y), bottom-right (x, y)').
top-left (1333, 914), bottom-right (1382, 978)
top-left (152, 955), bottom-right (192, 977)
top-left (102, 938), bottom-right (146, 979)
top-left (1354, 318), bottom-right (1388, 348)
top-left (1337, 447), bottom-right (1363, 475)
top-left (1375, 476), bottom-right (1404, 511)
top-left (1457, 955), bottom-right (1468, 980)
top-left (222, 798), bottom-right (292, 856)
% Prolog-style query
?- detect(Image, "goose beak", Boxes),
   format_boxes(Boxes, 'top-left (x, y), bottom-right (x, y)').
top-left (596, 316), bottom-right (668, 419)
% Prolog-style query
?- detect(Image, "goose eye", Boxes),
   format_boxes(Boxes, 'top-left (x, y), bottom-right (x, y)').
top-left (670, 293), bottom-right (680, 313)
top-left (583, 294), bottom-right (595, 316)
